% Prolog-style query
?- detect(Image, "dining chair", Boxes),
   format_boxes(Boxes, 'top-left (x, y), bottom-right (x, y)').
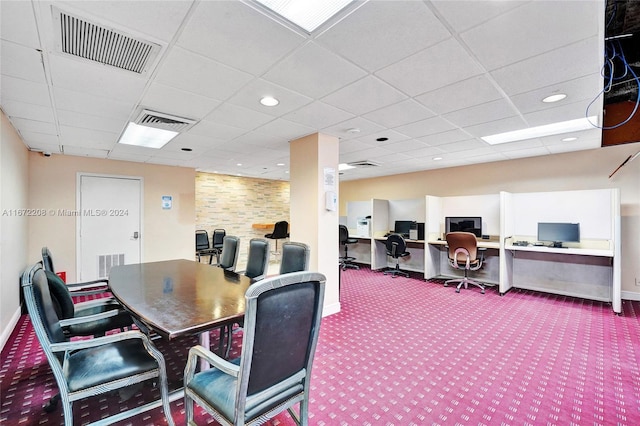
top-left (184, 271), bottom-right (326, 426)
top-left (22, 263), bottom-right (175, 426)
top-left (279, 241), bottom-right (310, 275)
top-left (243, 238), bottom-right (270, 282)
top-left (444, 231), bottom-right (486, 293)
top-left (42, 246), bottom-right (109, 291)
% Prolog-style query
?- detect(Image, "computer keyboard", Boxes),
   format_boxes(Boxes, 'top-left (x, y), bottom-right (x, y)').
top-left (512, 241), bottom-right (530, 246)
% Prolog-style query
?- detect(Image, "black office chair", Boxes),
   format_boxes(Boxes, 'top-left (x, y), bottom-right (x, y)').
top-left (22, 263), bottom-right (175, 426)
top-left (265, 220), bottom-right (289, 256)
top-left (184, 271), bottom-right (326, 426)
top-left (217, 235), bottom-right (240, 272)
top-left (42, 246), bottom-right (109, 291)
top-left (243, 238), bottom-right (271, 282)
top-left (279, 241), bottom-right (310, 275)
top-left (383, 234), bottom-right (411, 278)
top-left (339, 225), bottom-right (359, 270)
top-left (444, 231), bottom-right (486, 293)
top-left (196, 230), bottom-right (218, 264)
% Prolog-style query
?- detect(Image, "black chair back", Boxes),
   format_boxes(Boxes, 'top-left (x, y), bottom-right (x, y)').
top-left (212, 229), bottom-right (226, 250)
top-left (266, 221), bottom-right (289, 239)
top-left (218, 235), bottom-right (240, 271)
top-left (195, 230), bottom-right (210, 250)
top-left (244, 238), bottom-right (270, 281)
top-left (279, 242), bottom-right (310, 274)
top-left (385, 234), bottom-right (407, 258)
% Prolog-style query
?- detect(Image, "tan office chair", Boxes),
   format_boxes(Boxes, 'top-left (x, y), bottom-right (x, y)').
top-left (444, 232), bottom-right (486, 294)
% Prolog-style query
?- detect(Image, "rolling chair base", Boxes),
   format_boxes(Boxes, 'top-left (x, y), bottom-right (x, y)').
top-left (340, 256), bottom-right (359, 270)
top-left (444, 277), bottom-right (485, 294)
top-left (384, 265), bottom-right (409, 278)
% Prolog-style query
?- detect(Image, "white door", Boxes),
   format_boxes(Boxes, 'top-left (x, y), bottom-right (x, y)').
top-left (78, 175), bottom-right (142, 281)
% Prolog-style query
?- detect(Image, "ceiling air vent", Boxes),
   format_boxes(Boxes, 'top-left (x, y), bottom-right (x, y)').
top-left (348, 160), bottom-right (382, 167)
top-left (134, 109), bottom-right (196, 132)
top-left (54, 7), bottom-right (160, 74)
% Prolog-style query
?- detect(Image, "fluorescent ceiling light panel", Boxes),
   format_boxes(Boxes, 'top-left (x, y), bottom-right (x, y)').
top-left (118, 122), bottom-right (178, 148)
top-left (254, 0), bottom-right (355, 32)
top-left (481, 116), bottom-right (598, 145)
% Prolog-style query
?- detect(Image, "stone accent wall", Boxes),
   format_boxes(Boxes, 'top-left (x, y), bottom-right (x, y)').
top-left (195, 172), bottom-right (290, 266)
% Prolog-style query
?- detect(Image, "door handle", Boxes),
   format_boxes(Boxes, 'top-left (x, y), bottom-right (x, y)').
top-left (133, 231), bottom-right (139, 239)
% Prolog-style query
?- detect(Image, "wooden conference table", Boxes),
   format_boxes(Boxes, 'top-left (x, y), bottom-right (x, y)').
top-left (109, 259), bottom-right (253, 345)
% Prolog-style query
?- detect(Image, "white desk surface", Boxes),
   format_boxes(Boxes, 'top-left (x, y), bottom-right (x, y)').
top-left (428, 239), bottom-right (500, 249)
top-left (505, 244), bottom-right (613, 257)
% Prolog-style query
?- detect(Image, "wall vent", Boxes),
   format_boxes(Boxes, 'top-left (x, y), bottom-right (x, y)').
top-left (348, 160), bottom-right (382, 167)
top-left (54, 7), bottom-right (160, 74)
top-left (134, 109), bottom-right (196, 132)
top-left (97, 253), bottom-right (125, 279)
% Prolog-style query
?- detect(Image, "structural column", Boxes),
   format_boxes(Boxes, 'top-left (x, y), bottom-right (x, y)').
top-left (289, 133), bottom-right (340, 316)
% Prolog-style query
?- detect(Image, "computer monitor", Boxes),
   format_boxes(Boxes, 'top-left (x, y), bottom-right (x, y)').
top-left (445, 217), bottom-right (482, 238)
top-left (537, 222), bottom-right (580, 248)
top-left (393, 220), bottom-right (415, 237)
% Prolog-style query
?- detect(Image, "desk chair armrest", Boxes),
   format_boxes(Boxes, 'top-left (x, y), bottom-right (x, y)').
top-left (186, 345), bottom-right (240, 379)
top-left (58, 308), bottom-right (122, 327)
top-left (49, 329), bottom-right (152, 352)
top-left (72, 296), bottom-right (117, 310)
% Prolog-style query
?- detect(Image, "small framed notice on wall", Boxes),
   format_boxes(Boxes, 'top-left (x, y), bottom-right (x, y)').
top-left (162, 195), bottom-right (172, 209)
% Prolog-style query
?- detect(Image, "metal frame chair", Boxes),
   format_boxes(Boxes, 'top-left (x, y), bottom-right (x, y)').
top-left (184, 271), bottom-right (326, 426)
top-left (21, 263), bottom-right (175, 426)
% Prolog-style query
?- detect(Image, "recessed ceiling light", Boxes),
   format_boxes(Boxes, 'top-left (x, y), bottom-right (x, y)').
top-left (433, 156), bottom-right (443, 161)
top-left (254, 0), bottom-right (356, 33)
top-left (237, 163), bottom-right (242, 166)
top-left (260, 96), bottom-right (279, 106)
top-left (277, 163), bottom-right (285, 166)
top-left (542, 93), bottom-right (567, 103)
top-left (561, 137), bottom-right (578, 142)
top-left (481, 116), bottom-right (597, 145)
top-left (339, 163), bottom-right (356, 171)
top-left (347, 128), bottom-right (360, 134)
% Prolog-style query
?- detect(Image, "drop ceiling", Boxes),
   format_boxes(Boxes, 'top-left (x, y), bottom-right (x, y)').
top-left (0, 0), bottom-right (618, 181)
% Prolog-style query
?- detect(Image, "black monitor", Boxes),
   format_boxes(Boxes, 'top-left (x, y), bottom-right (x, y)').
top-left (537, 222), bottom-right (580, 248)
top-left (445, 216), bottom-right (482, 237)
top-left (393, 220), bottom-right (415, 237)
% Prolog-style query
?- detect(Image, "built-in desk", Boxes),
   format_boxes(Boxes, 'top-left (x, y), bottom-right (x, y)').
top-left (372, 237), bottom-right (425, 273)
top-left (427, 239), bottom-right (501, 285)
top-left (503, 241), bottom-right (617, 309)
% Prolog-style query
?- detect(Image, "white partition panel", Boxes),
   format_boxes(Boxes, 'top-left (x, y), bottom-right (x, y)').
top-left (499, 191), bottom-right (515, 294)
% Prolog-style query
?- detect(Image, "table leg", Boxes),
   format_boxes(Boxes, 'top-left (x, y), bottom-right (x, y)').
top-left (198, 331), bottom-right (210, 371)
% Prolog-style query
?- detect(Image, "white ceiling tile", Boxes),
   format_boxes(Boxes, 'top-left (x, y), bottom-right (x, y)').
top-left (188, 119), bottom-right (247, 141)
top-left (283, 101), bottom-right (354, 129)
top-left (417, 129), bottom-right (472, 147)
top-left (443, 99), bottom-right (519, 128)
top-left (363, 99), bottom-right (435, 129)
top-left (438, 139), bottom-right (488, 153)
top-left (252, 118), bottom-right (316, 141)
top-left (401, 145), bottom-right (445, 159)
top-left (523, 100), bottom-right (594, 127)
top-left (380, 138), bottom-right (431, 153)
top-left (414, 75), bottom-right (503, 115)
top-left (2, 99), bottom-right (54, 122)
top-left (0, 1), bottom-right (40, 47)
top-left (351, 129), bottom-right (411, 146)
top-left (322, 76), bottom-right (407, 116)
top-left (376, 38), bottom-right (484, 97)
top-left (155, 47), bottom-right (254, 101)
top-left (53, 87), bottom-right (132, 121)
top-left (317, 0), bottom-right (450, 72)
top-left (178, 1), bottom-right (304, 76)
top-left (394, 116), bottom-right (457, 138)
top-left (204, 103), bottom-right (274, 131)
top-left (19, 131), bottom-right (59, 147)
top-left (262, 42), bottom-right (367, 99)
top-left (226, 79), bottom-right (313, 116)
top-left (322, 116), bottom-right (386, 140)
top-left (0, 41), bottom-right (48, 83)
top-left (491, 37), bottom-right (602, 96)
top-left (56, 109), bottom-right (125, 134)
top-left (339, 139), bottom-right (375, 155)
top-left (431, 0), bottom-right (525, 33)
top-left (1, 75), bottom-right (51, 106)
top-left (7, 117), bottom-right (57, 135)
top-left (501, 147), bottom-right (551, 159)
top-left (464, 116), bottom-right (529, 138)
top-left (59, 126), bottom-right (117, 149)
top-left (62, 146), bottom-right (110, 158)
top-left (461, 1), bottom-right (601, 71)
top-left (141, 82), bottom-right (221, 121)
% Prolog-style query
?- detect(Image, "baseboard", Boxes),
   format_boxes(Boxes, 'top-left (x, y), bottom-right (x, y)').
top-left (0, 306), bottom-right (22, 352)
top-left (322, 301), bottom-right (341, 317)
top-left (622, 290), bottom-right (640, 301)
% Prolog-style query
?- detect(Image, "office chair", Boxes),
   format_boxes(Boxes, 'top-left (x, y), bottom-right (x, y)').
top-left (243, 238), bottom-right (271, 282)
top-left (22, 263), bottom-right (175, 426)
top-left (217, 235), bottom-right (240, 272)
top-left (444, 231), bottom-right (486, 294)
top-left (279, 241), bottom-right (310, 275)
top-left (339, 225), bottom-right (359, 270)
top-left (184, 271), bottom-right (326, 426)
top-left (383, 234), bottom-right (411, 278)
top-left (265, 220), bottom-right (289, 256)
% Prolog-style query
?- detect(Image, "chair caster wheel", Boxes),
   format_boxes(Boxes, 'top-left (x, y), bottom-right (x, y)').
top-left (455, 289), bottom-right (460, 293)
top-left (481, 290), bottom-right (485, 294)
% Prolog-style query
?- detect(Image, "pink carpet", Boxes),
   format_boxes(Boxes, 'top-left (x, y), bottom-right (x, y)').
top-left (2, 266), bottom-right (640, 425)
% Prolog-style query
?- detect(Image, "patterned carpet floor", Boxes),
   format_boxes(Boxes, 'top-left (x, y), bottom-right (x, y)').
top-left (2, 265), bottom-right (640, 425)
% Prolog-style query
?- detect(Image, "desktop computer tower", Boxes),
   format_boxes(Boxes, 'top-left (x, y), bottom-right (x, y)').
top-left (409, 222), bottom-right (425, 240)
top-left (417, 222), bottom-right (425, 240)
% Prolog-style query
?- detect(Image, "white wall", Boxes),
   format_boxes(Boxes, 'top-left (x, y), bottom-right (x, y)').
top-left (0, 111), bottom-right (29, 348)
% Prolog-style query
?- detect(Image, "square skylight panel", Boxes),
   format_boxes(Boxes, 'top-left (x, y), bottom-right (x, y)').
top-left (254, 0), bottom-right (356, 33)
